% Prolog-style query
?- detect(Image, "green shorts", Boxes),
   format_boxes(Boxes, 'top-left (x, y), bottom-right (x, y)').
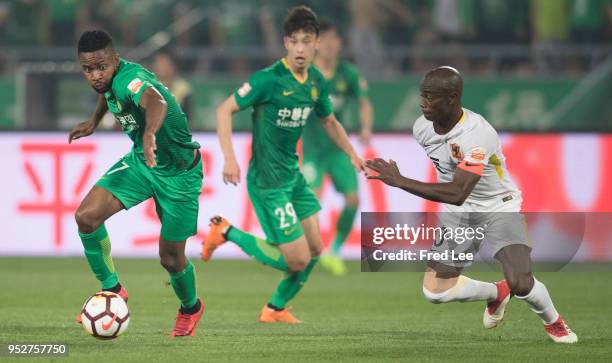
top-left (302, 149), bottom-right (358, 194)
top-left (247, 172), bottom-right (321, 244)
top-left (96, 149), bottom-right (203, 241)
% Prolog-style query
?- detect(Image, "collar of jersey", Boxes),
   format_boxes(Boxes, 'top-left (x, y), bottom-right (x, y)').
top-left (281, 58), bottom-right (308, 84)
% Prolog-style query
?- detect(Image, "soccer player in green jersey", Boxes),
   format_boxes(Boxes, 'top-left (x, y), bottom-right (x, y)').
top-left (302, 20), bottom-right (374, 276)
top-left (69, 30), bottom-right (204, 336)
top-left (201, 6), bottom-right (365, 323)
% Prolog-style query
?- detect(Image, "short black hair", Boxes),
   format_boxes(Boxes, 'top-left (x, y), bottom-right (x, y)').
top-left (318, 18), bottom-right (338, 35)
top-left (77, 30), bottom-right (114, 54)
top-left (283, 6), bottom-right (318, 37)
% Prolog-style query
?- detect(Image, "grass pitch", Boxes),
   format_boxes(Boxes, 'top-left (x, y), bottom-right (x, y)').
top-left (1, 258), bottom-right (611, 362)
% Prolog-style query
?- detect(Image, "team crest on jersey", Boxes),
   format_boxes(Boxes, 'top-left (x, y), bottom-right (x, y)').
top-left (336, 79), bottom-right (347, 93)
top-left (237, 82), bottom-right (252, 97)
top-left (311, 87), bottom-right (319, 101)
top-left (450, 143), bottom-right (464, 160)
top-left (127, 78), bottom-right (145, 94)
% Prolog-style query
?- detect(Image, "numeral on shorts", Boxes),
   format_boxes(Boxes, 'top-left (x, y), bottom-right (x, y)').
top-left (275, 202), bottom-right (297, 229)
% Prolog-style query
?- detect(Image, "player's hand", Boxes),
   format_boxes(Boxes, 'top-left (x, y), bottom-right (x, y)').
top-left (351, 154), bottom-right (366, 173)
top-left (366, 158), bottom-right (402, 187)
top-left (68, 119), bottom-right (96, 143)
top-left (143, 132), bottom-right (157, 168)
top-left (359, 128), bottom-right (372, 146)
top-left (223, 158), bottom-right (241, 185)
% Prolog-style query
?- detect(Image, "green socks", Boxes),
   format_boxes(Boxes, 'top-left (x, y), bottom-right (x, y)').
top-left (227, 227), bottom-right (288, 271)
top-left (169, 261), bottom-right (198, 309)
top-left (331, 206), bottom-right (358, 255)
top-left (79, 225), bottom-right (119, 290)
top-left (269, 257), bottom-right (319, 309)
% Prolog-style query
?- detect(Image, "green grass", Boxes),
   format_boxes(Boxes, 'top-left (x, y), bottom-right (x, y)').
top-left (1, 258), bottom-right (611, 362)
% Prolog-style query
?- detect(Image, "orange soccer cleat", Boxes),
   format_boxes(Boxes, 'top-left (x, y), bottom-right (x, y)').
top-left (258, 305), bottom-right (302, 324)
top-left (201, 215), bottom-right (231, 262)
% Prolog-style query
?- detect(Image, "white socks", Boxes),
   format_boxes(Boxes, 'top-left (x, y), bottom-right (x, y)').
top-left (423, 275), bottom-right (498, 304)
top-left (515, 278), bottom-right (560, 325)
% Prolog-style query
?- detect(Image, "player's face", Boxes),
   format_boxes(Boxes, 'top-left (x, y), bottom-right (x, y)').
top-left (420, 84), bottom-right (455, 122)
top-left (317, 30), bottom-right (341, 60)
top-left (79, 49), bottom-right (119, 94)
top-left (284, 30), bottom-right (319, 71)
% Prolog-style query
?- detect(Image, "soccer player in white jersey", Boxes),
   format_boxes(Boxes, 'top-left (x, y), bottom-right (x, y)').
top-left (365, 66), bottom-right (577, 343)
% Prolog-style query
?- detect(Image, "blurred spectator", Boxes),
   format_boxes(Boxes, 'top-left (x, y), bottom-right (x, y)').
top-left (348, 0), bottom-right (415, 75)
top-left (569, 0), bottom-right (612, 43)
top-left (531, 0), bottom-right (570, 74)
top-left (77, 0), bottom-right (127, 45)
top-left (45, 0), bottom-right (83, 46)
top-left (152, 51), bottom-right (193, 120)
top-left (473, 0), bottom-right (530, 43)
top-left (1, 0), bottom-right (46, 47)
top-left (431, 0), bottom-right (475, 42)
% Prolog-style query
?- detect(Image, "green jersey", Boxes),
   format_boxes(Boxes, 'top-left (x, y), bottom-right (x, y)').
top-left (303, 60), bottom-right (368, 155)
top-left (104, 59), bottom-right (200, 175)
top-left (235, 58), bottom-right (333, 188)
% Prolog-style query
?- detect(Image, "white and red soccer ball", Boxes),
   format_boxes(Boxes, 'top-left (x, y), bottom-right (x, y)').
top-left (80, 291), bottom-right (130, 339)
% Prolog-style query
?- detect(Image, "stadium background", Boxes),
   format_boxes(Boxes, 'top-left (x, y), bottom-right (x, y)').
top-left (0, 2), bottom-right (611, 361)
top-left (0, 0), bottom-right (611, 260)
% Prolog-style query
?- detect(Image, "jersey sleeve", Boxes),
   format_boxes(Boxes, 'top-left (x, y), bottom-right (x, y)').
top-left (234, 70), bottom-right (274, 110)
top-left (314, 73), bottom-right (333, 118)
top-left (346, 64), bottom-right (369, 99)
top-left (456, 124), bottom-right (498, 176)
top-left (113, 71), bottom-right (154, 107)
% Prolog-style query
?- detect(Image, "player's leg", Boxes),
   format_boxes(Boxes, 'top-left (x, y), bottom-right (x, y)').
top-left (496, 244), bottom-right (577, 343)
top-left (153, 157), bottom-right (204, 336)
top-left (202, 180), bottom-right (299, 271)
top-left (75, 186), bottom-right (125, 291)
top-left (159, 239), bottom-right (204, 337)
top-left (422, 261), bottom-right (499, 304)
top-left (76, 154), bottom-right (151, 293)
top-left (321, 152), bottom-right (359, 275)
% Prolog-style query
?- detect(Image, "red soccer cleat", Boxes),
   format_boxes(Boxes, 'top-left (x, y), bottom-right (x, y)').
top-left (545, 315), bottom-right (578, 343)
top-left (170, 298), bottom-right (205, 337)
top-left (76, 284), bottom-right (128, 324)
top-left (483, 280), bottom-right (511, 329)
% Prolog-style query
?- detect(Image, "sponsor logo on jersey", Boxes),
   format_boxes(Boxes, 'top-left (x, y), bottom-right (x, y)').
top-left (115, 114), bottom-right (139, 132)
top-left (127, 78), bottom-right (145, 94)
top-left (237, 82), bottom-right (252, 97)
top-left (470, 147), bottom-right (486, 161)
top-left (276, 107), bottom-right (312, 128)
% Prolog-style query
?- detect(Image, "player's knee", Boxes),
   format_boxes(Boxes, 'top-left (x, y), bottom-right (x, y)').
top-left (422, 285), bottom-right (451, 304)
top-left (507, 273), bottom-right (534, 297)
top-left (286, 258), bottom-right (309, 272)
top-left (345, 193), bottom-right (359, 208)
top-left (309, 241), bottom-right (323, 257)
top-left (75, 207), bottom-right (101, 233)
top-left (159, 251), bottom-right (186, 273)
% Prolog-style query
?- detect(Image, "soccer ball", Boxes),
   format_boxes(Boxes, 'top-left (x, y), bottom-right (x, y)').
top-left (80, 291), bottom-right (130, 339)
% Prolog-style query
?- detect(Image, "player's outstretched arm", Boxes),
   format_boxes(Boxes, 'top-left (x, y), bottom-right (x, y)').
top-left (68, 94), bottom-right (108, 143)
top-left (216, 94), bottom-right (241, 185)
top-left (366, 158), bottom-right (481, 206)
top-left (320, 114), bottom-right (365, 172)
top-left (139, 87), bottom-right (168, 168)
top-left (359, 97), bottom-right (374, 145)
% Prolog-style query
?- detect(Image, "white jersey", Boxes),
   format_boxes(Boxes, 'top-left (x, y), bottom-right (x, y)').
top-left (413, 108), bottom-right (521, 212)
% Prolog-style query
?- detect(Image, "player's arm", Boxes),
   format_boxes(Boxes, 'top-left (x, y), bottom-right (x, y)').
top-left (68, 94), bottom-right (108, 143)
top-left (358, 97), bottom-right (373, 145)
top-left (216, 94), bottom-right (242, 185)
top-left (138, 87), bottom-right (168, 168)
top-left (320, 114), bottom-right (365, 172)
top-left (365, 158), bottom-right (481, 206)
